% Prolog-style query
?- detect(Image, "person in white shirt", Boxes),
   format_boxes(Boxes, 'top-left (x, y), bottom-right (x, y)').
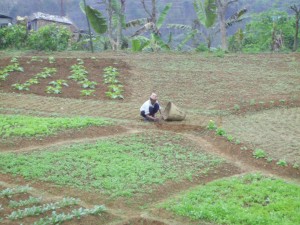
top-left (140, 93), bottom-right (161, 122)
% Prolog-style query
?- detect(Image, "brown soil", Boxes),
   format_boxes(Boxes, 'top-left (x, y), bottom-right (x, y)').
top-left (0, 56), bottom-right (131, 100)
top-left (0, 53), bottom-right (299, 225)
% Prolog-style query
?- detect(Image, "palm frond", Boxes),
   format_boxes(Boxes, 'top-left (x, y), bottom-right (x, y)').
top-left (152, 34), bottom-right (170, 50)
top-left (167, 24), bottom-right (193, 31)
top-left (157, 3), bottom-right (172, 29)
top-left (126, 18), bottom-right (149, 28)
top-left (177, 30), bottom-right (198, 51)
top-left (84, 5), bottom-right (107, 34)
top-left (226, 8), bottom-right (247, 28)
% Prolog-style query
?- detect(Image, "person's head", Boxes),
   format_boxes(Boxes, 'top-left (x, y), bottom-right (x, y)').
top-left (150, 93), bottom-right (158, 104)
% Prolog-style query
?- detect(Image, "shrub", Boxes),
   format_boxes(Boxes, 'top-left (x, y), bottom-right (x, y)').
top-left (27, 24), bottom-right (71, 51)
top-left (0, 24), bottom-right (27, 49)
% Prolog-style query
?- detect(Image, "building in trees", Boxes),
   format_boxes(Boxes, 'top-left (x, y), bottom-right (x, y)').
top-left (0, 14), bottom-right (13, 28)
top-left (28, 12), bottom-right (77, 32)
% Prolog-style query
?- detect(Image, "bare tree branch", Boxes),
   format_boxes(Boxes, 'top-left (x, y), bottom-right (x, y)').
top-left (141, 0), bottom-right (152, 19)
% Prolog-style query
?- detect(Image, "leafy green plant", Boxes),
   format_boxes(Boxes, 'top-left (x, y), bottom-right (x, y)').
top-left (49, 80), bottom-right (68, 87)
top-left (225, 134), bottom-right (234, 142)
top-left (103, 66), bottom-right (124, 99)
top-left (105, 84), bottom-right (124, 99)
top-left (0, 58), bottom-right (24, 81)
top-left (46, 86), bottom-right (62, 94)
top-left (267, 157), bottom-right (273, 163)
top-left (9, 196), bottom-right (42, 208)
top-left (253, 149), bottom-right (267, 159)
top-left (12, 83), bottom-right (30, 91)
top-left (233, 104), bottom-right (240, 111)
top-left (234, 139), bottom-right (241, 145)
top-left (216, 127), bottom-right (226, 136)
top-left (48, 56), bottom-right (56, 64)
top-left (35, 67), bottom-right (57, 79)
top-left (30, 56), bottom-right (43, 62)
top-left (80, 90), bottom-right (95, 96)
top-left (26, 78), bottom-right (39, 85)
top-left (8, 197), bottom-right (79, 220)
top-left (292, 163), bottom-right (299, 169)
top-left (0, 186), bottom-right (32, 198)
top-left (46, 79), bottom-right (68, 94)
top-left (79, 80), bottom-right (98, 89)
top-left (207, 120), bottom-right (217, 130)
top-left (277, 159), bottom-right (287, 166)
top-left (69, 64), bottom-right (88, 82)
top-left (12, 67), bottom-right (56, 91)
top-left (33, 205), bottom-right (105, 225)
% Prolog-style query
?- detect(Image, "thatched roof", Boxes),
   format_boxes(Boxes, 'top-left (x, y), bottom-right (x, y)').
top-left (29, 12), bottom-right (73, 25)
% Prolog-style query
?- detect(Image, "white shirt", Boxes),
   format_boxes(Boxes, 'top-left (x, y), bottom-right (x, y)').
top-left (140, 100), bottom-right (160, 115)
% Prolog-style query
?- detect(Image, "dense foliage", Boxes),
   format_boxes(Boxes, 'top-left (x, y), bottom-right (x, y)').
top-left (237, 10), bottom-right (295, 52)
top-left (0, 25), bottom-right (27, 49)
top-left (0, 24), bottom-right (71, 51)
top-left (27, 24), bottom-right (72, 51)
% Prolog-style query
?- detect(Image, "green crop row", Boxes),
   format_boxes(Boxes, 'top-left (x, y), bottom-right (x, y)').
top-left (0, 114), bottom-right (112, 138)
top-left (69, 59), bottom-right (99, 96)
top-left (0, 57), bottom-right (23, 81)
top-left (103, 66), bottom-right (124, 99)
top-left (12, 67), bottom-right (57, 91)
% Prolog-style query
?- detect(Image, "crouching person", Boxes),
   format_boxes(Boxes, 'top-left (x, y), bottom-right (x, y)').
top-left (140, 93), bottom-right (161, 122)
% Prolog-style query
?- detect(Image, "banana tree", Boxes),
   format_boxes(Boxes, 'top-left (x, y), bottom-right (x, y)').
top-left (168, 0), bottom-right (217, 50)
top-left (168, 0), bottom-right (246, 51)
top-left (130, 2), bottom-right (172, 52)
top-left (81, 0), bottom-right (127, 51)
top-left (103, 0), bottom-right (126, 50)
top-left (80, 1), bottom-right (108, 51)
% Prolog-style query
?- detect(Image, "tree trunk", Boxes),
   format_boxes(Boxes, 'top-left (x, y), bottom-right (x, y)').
top-left (291, 5), bottom-right (300, 52)
top-left (295, 15), bottom-right (299, 51)
top-left (216, 0), bottom-right (227, 50)
top-left (116, 0), bottom-right (126, 50)
top-left (107, 0), bottom-right (116, 50)
top-left (216, 0), bottom-right (238, 51)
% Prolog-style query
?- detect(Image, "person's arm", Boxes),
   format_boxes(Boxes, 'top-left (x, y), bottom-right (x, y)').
top-left (146, 114), bottom-right (159, 121)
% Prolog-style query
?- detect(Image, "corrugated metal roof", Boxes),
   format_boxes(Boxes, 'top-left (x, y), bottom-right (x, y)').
top-left (29, 12), bottom-right (73, 25)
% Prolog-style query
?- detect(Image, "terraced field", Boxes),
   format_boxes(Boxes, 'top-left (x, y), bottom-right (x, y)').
top-left (0, 51), bottom-right (299, 224)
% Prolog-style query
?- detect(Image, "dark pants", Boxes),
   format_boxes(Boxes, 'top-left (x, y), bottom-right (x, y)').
top-left (141, 103), bottom-right (159, 118)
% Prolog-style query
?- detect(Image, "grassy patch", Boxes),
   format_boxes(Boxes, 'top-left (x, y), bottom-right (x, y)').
top-left (0, 114), bottom-right (112, 138)
top-left (0, 132), bottom-right (223, 197)
top-left (162, 173), bottom-right (300, 225)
